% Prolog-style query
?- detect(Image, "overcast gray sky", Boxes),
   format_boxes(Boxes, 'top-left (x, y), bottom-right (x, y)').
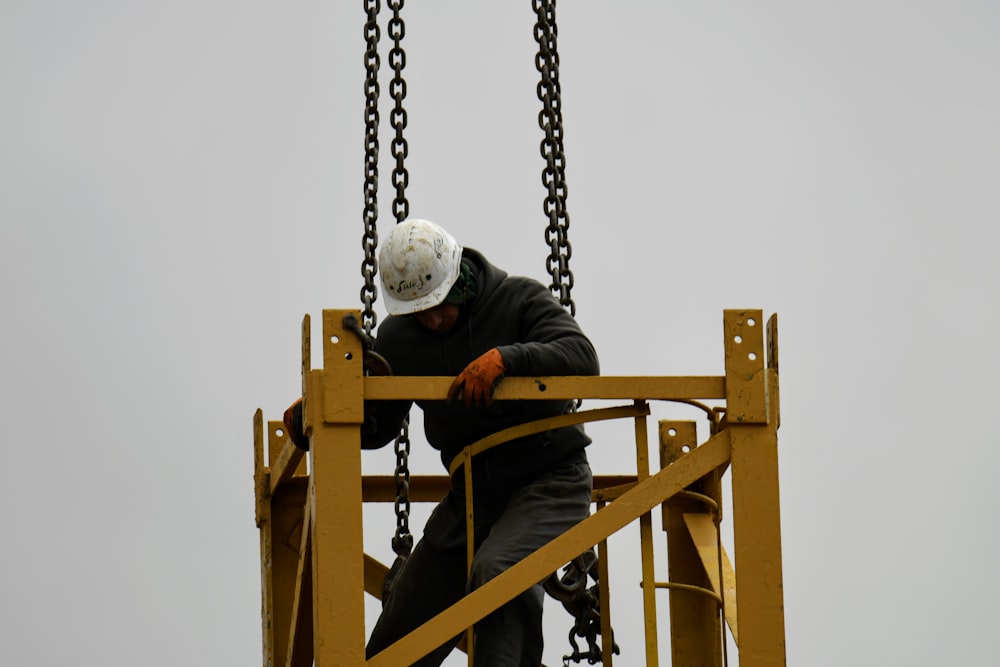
top-left (2, 1), bottom-right (998, 665)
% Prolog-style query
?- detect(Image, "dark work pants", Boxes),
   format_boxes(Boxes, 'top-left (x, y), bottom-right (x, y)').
top-left (366, 459), bottom-right (593, 667)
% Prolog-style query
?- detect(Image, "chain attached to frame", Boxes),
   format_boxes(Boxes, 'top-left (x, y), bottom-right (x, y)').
top-left (384, 0), bottom-right (413, 565)
top-left (359, 0), bottom-right (414, 579)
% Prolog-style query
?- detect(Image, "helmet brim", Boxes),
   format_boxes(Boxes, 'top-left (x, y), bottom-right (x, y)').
top-left (382, 254), bottom-right (462, 316)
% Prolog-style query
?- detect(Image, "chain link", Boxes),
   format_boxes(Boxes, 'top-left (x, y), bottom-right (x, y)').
top-left (387, 0), bottom-right (410, 223)
top-left (386, 0), bottom-right (413, 560)
top-left (533, 0), bottom-right (576, 317)
top-left (391, 416), bottom-right (413, 556)
top-left (357, 0), bottom-right (415, 562)
top-left (360, 0), bottom-right (382, 338)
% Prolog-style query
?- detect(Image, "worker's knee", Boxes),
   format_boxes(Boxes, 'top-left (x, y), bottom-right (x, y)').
top-left (467, 553), bottom-right (505, 590)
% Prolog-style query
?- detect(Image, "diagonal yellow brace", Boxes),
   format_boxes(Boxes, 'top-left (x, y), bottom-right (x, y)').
top-left (683, 512), bottom-right (739, 646)
top-left (285, 488), bottom-right (314, 667)
top-left (270, 434), bottom-right (306, 496)
top-left (366, 430), bottom-right (733, 667)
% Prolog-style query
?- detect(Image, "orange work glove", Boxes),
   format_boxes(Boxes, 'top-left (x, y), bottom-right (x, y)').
top-left (447, 348), bottom-right (506, 408)
top-left (282, 397), bottom-right (309, 451)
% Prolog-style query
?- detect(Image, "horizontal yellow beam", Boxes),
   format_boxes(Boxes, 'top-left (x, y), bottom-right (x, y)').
top-left (361, 475), bottom-right (638, 503)
top-left (364, 375), bottom-right (726, 402)
top-left (366, 429), bottom-right (732, 667)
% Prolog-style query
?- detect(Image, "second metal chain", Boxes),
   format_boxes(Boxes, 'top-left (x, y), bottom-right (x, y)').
top-left (360, 0), bottom-right (382, 338)
top-left (391, 417), bottom-right (413, 557)
top-left (386, 0), bottom-right (413, 560)
top-left (388, 0), bottom-right (410, 223)
top-left (358, 0), bottom-right (413, 562)
top-left (534, 0), bottom-right (575, 317)
top-left (388, 0), bottom-right (413, 558)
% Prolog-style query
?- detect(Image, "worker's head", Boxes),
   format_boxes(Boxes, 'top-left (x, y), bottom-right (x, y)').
top-left (380, 219), bottom-right (463, 322)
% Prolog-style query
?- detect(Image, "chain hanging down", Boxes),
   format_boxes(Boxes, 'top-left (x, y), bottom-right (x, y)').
top-left (358, 0), bottom-right (415, 599)
top-left (360, 0), bottom-right (381, 338)
top-left (385, 0), bottom-right (413, 568)
top-left (534, 0), bottom-right (576, 318)
top-left (388, 0), bottom-right (410, 225)
top-left (535, 3), bottom-right (619, 663)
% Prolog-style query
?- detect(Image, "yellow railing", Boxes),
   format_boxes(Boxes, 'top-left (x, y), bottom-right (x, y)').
top-left (253, 308), bottom-right (785, 667)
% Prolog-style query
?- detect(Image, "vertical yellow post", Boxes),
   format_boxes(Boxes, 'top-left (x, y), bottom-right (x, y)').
top-left (306, 310), bottom-right (367, 666)
top-left (254, 411), bottom-right (310, 667)
top-left (633, 402), bottom-right (660, 666)
top-left (595, 502), bottom-right (615, 667)
top-left (253, 410), bottom-right (275, 667)
top-left (660, 420), bottom-right (722, 667)
top-left (724, 310), bottom-right (786, 667)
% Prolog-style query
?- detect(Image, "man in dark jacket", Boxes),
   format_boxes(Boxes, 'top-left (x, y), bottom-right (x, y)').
top-left (363, 219), bottom-right (599, 666)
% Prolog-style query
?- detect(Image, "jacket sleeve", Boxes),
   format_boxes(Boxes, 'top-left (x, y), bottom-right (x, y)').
top-left (360, 397), bottom-right (412, 450)
top-left (496, 280), bottom-right (600, 377)
top-left (361, 321), bottom-right (414, 449)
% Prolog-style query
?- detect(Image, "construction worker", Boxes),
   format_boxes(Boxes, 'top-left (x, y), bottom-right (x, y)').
top-left (361, 218), bottom-right (600, 666)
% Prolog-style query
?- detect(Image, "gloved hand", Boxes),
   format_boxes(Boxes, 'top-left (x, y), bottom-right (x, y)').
top-left (282, 398), bottom-right (309, 451)
top-left (447, 348), bottom-right (506, 408)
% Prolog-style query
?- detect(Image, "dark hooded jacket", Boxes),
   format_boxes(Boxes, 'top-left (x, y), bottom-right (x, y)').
top-left (363, 247), bottom-right (599, 491)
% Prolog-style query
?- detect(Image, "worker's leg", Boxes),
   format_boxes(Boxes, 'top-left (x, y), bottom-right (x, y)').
top-left (470, 460), bottom-right (593, 667)
top-left (365, 523), bottom-right (467, 665)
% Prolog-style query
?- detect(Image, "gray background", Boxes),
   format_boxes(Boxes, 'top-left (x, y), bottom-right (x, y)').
top-left (2, 1), bottom-right (997, 665)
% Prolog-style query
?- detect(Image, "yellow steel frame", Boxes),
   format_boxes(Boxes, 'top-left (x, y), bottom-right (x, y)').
top-left (253, 308), bottom-right (785, 666)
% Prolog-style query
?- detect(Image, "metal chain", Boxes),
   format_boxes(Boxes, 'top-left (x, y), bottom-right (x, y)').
top-left (358, 0), bottom-right (412, 564)
top-left (360, 0), bottom-right (382, 338)
top-left (387, 0), bottom-right (413, 558)
top-left (533, 0), bottom-right (576, 317)
top-left (391, 417), bottom-right (413, 557)
top-left (387, 0), bottom-right (410, 223)
top-left (386, 0), bottom-right (413, 559)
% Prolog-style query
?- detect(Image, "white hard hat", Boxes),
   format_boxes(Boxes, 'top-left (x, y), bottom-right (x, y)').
top-left (379, 219), bottom-right (463, 316)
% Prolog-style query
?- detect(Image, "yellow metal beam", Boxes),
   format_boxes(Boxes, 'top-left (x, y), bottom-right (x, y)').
top-left (366, 429), bottom-right (732, 667)
top-left (364, 375), bottom-right (726, 401)
top-left (361, 475), bottom-right (638, 503)
top-left (363, 554), bottom-right (389, 601)
top-left (725, 309), bottom-right (785, 666)
top-left (253, 410), bottom-right (274, 666)
top-left (307, 311), bottom-right (366, 666)
top-left (256, 413), bottom-right (311, 667)
top-left (723, 309), bottom-right (768, 424)
top-left (448, 403), bottom-right (650, 477)
top-left (255, 308), bottom-right (786, 667)
top-left (729, 423), bottom-right (785, 666)
top-left (253, 410), bottom-right (266, 529)
top-left (766, 313), bottom-right (780, 429)
top-left (634, 404), bottom-right (660, 666)
top-left (269, 434), bottom-right (306, 496)
top-left (683, 513), bottom-right (738, 645)
top-left (284, 488), bottom-right (313, 667)
top-left (595, 501), bottom-right (615, 666)
top-left (660, 421), bottom-right (722, 667)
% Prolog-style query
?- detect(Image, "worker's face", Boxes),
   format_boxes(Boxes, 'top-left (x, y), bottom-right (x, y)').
top-left (413, 303), bottom-right (460, 333)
